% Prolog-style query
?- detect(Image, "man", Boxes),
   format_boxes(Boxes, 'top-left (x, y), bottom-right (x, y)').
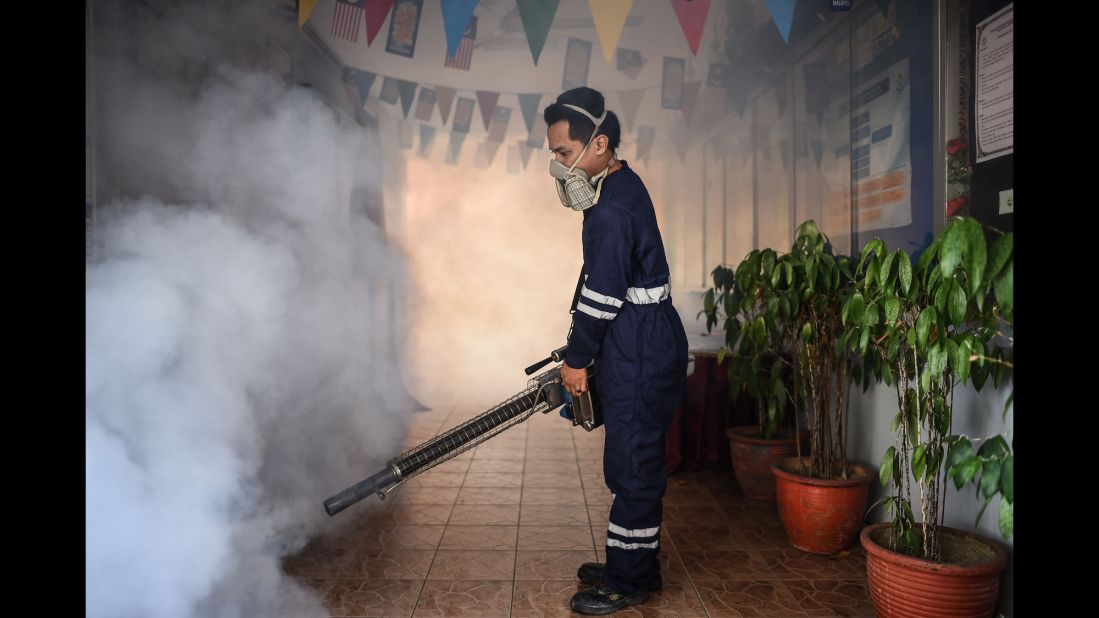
top-left (543, 87), bottom-right (688, 615)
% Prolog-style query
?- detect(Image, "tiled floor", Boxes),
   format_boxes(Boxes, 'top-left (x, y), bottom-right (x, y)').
top-left (285, 406), bottom-right (875, 617)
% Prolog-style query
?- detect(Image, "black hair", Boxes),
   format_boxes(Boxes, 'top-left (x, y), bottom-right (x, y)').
top-left (542, 86), bottom-right (621, 152)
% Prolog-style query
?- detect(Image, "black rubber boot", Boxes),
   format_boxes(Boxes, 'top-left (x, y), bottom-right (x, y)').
top-left (576, 562), bottom-right (663, 590)
top-left (569, 580), bottom-right (651, 615)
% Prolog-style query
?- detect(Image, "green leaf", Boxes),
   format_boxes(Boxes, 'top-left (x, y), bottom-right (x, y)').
top-left (801, 322), bottom-right (812, 344)
top-left (717, 347), bottom-right (727, 365)
top-left (752, 316), bottom-right (767, 346)
top-left (864, 304), bottom-right (880, 327)
top-left (880, 252), bottom-right (896, 290)
top-left (980, 460), bottom-right (1002, 499)
top-left (1001, 455), bottom-right (1013, 502)
top-left (916, 307), bottom-right (935, 350)
top-left (994, 261), bottom-right (1013, 321)
top-left (999, 497), bottom-right (1013, 539)
top-left (962, 218), bottom-right (988, 293)
top-left (890, 413), bottom-right (902, 433)
top-left (771, 262), bottom-right (783, 287)
top-left (897, 251), bottom-right (913, 295)
top-left (880, 446), bottom-right (896, 487)
top-left (865, 259), bottom-right (879, 293)
top-left (940, 220), bottom-right (965, 279)
top-left (953, 458), bottom-right (981, 489)
top-left (860, 327), bottom-right (870, 354)
top-left (912, 444), bottom-right (927, 481)
top-left (986, 233), bottom-right (1013, 282)
top-left (916, 237), bottom-right (941, 274)
top-left (929, 343), bottom-right (948, 377)
top-left (977, 435), bottom-right (1009, 458)
top-left (948, 437), bottom-right (974, 468)
top-left (884, 296), bottom-right (900, 326)
top-left (948, 280), bottom-right (968, 325)
top-left (849, 293), bottom-right (866, 325)
top-left (859, 239), bottom-right (881, 271)
top-left (955, 339), bottom-right (972, 383)
top-left (703, 288), bottom-right (716, 314)
top-left (1004, 392), bottom-right (1013, 421)
top-left (785, 262), bottom-right (794, 289)
top-left (762, 249), bottom-right (777, 282)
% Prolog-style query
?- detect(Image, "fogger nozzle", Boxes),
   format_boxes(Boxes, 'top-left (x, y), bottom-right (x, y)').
top-left (323, 467), bottom-right (399, 516)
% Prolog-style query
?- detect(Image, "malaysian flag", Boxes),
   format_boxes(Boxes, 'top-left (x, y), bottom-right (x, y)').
top-left (332, 0), bottom-right (364, 42)
top-left (444, 15), bottom-right (476, 70)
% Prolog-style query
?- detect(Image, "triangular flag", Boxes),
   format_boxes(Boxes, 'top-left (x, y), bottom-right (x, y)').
top-left (526, 118), bottom-right (547, 148)
top-left (414, 87), bottom-right (436, 122)
top-left (775, 78), bottom-right (788, 118)
top-left (378, 77), bottom-right (399, 104)
top-left (365, 0), bottom-right (393, 45)
top-left (518, 93), bottom-right (542, 136)
top-left (476, 91), bottom-right (500, 131)
top-left (703, 86), bottom-right (726, 122)
top-left (342, 67), bottom-right (375, 109)
top-left (484, 140), bottom-right (502, 166)
top-left (670, 0), bottom-right (711, 56)
top-left (399, 121), bottom-right (413, 150)
top-left (353, 70), bottom-right (376, 104)
top-left (588, 0), bottom-right (634, 64)
top-left (446, 131), bottom-right (467, 165)
top-left (811, 139), bottom-right (824, 168)
top-left (803, 62), bottom-right (828, 125)
top-left (436, 86), bottom-right (457, 125)
top-left (636, 126), bottom-right (655, 164)
top-left (299, 0), bottom-right (318, 27)
top-left (397, 80), bottom-right (418, 118)
top-left (764, 0), bottom-right (796, 44)
top-left (616, 48), bottom-right (645, 79)
top-left (726, 69), bottom-right (749, 117)
top-left (507, 144), bottom-right (521, 174)
top-left (754, 126), bottom-right (770, 159)
top-left (441, 0), bottom-right (479, 57)
top-left (487, 106), bottom-right (512, 143)
top-left (474, 142), bottom-right (491, 169)
top-left (669, 126), bottom-right (690, 162)
top-left (617, 89), bottom-right (644, 133)
top-left (419, 124), bottom-right (437, 158)
top-left (707, 138), bottom-right (725, 158)
top-left (516, 0), bottom-right (559, 65)
top-left (518, 140), bottom-right (534, 169)
top-left (681, 81), bottom-right (702, 126)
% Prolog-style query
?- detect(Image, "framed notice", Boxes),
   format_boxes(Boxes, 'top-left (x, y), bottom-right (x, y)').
top-left (662, 57), bottom-right (685, 109)
top-left (386, 0), bottom-right (424, 58)
top-left (562, 38), bottom-right (592, 91)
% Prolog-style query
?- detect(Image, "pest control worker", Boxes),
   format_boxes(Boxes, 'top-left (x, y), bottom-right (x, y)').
top-left (544, 87), bottom-right (688, 615)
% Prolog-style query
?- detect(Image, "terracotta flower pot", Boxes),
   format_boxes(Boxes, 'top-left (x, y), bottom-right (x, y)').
top-left (860, 522), bottom-right (1007, 618)
top-left (726, 426), bottom-right (798, 501)
top-left (772, 458), bottom-right (872, 554)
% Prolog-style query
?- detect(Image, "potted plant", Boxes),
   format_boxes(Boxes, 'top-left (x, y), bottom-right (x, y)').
top-left (846, 217), bottom-right (1013, 618)
top-left (768, 221), bottom-right (875, 554)
top-left (702, 248), bottom-right (799, 501)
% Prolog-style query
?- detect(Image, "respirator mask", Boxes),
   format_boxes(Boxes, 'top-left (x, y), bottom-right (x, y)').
top-left (549, 104), bottom-right (613, 211)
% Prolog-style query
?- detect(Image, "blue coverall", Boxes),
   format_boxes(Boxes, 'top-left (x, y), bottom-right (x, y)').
top-left (564, 160), bottom-right (689, 595)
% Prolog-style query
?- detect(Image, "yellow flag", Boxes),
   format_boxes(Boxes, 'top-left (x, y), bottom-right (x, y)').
top-left (589, 0), bottom-right (634, 64)
top-left (298, 0), bottom-right (318, 28)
